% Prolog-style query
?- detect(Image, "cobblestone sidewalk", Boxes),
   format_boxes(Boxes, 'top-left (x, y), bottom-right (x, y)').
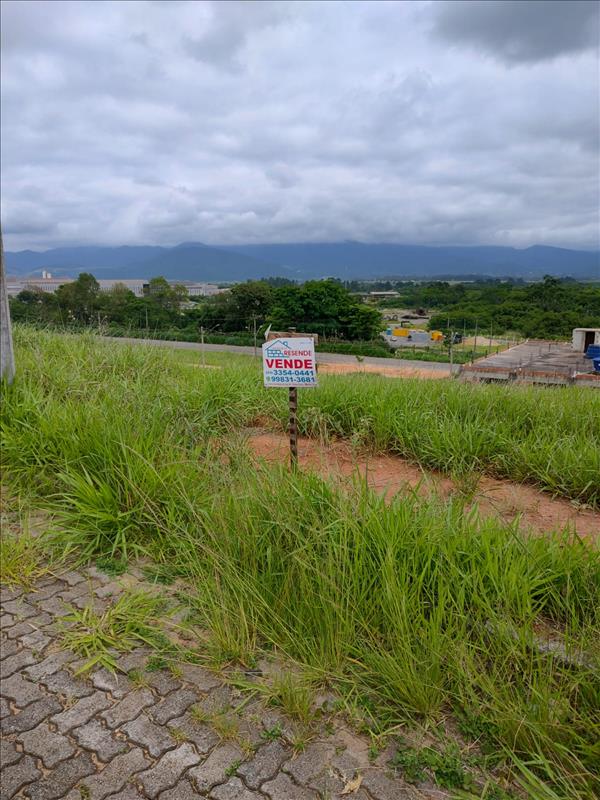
top-left (1, 567), bottom-right (431, 800)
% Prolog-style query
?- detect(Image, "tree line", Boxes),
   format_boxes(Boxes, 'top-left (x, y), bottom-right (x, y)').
top-left (373, 276), bottom-right (600, 339)
top-left (9, 273), bottom-right (384, 342)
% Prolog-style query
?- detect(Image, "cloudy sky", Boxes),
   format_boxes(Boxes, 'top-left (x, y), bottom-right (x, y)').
top-left (1, 0), bottom-right (599, 251)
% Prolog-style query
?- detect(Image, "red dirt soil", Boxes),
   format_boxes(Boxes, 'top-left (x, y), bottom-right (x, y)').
top-left (246, 430), bottom-right (599, 540)
top-left (318, 362), bottom-right (449, 379)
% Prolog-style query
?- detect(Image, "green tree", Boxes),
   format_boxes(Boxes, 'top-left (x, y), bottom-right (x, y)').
top-left (147, 276), bottom-right (188, 312)
top-left (55, 273), bottom-right (100, 323)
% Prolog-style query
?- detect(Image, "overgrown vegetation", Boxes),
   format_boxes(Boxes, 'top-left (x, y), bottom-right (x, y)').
top-left (2, 329), bottom-right (599, 798)
top-left (60, 590), bottom-right (168, 673)
top-left (0, 530), bottom-right (53, 589)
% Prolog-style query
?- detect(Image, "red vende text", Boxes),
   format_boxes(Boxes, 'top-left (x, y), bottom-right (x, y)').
top-left (266, 358), bottom-right (313, 369)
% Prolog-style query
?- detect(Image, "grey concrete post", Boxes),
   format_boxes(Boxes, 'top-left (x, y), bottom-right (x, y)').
top-left (0, 229), bottom-right (16, 384)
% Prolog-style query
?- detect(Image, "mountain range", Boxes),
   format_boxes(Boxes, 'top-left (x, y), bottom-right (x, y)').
top-left (5, 241), bottom-right (600, 281)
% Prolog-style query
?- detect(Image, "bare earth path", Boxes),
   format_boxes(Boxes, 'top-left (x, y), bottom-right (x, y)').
top-left (1, 568), bottom-right (437, 800)
top-left (246, 430), bottom-right (599, 540)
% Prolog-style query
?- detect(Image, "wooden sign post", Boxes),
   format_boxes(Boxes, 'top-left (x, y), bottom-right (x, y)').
top-left (288, 386), bottom-right (298, 469)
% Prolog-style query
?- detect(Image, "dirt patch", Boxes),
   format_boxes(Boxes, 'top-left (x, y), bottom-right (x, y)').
top-left (246, 430), bottom-right (599, 540)
top-left (318, 362), bottom-right (450, 380)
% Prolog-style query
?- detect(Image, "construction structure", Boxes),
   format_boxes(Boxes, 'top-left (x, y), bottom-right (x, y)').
top-left (461, 336), bottom-right (600, 388)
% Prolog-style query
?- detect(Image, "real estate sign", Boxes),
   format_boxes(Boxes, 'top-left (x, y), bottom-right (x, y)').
top-left (262, 337), bottom-right (318, 388)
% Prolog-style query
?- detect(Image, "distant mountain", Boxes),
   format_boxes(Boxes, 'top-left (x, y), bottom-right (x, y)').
top-left (5, 243), bottom-right (287, 282)
top-left (5, 245), bottom-right (165, 275)
top-left (5, 241), bottom-right (599, 281)
top-left (223, 243), bottom-right (600, 280)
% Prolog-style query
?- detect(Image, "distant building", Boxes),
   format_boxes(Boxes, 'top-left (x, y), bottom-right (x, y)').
top-left (6, 276), bottom-right (226, 299)
top-left (97, 280), bottom-right (148, 297)
top-left (5, 274), bottom-right (74, 296)
top-left (178, 282), bottom-right (224, 297)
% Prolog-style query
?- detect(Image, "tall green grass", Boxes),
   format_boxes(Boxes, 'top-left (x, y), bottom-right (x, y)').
top-left (1, 328), bottom-right (599, 797)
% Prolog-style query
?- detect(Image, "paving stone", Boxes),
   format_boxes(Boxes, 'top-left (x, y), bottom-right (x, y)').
top-left (114, 647), bottom-right (151, 673)
top-left (0, 696), bottom-right (10, 718)
top-left (188, 742), bottom-right (244, 793)
top-left (157, 778), bottom-right (203, 799)
top-left (123, 712), bottom-right (177, 757)
top-left (7, 620), bottom-right (42, 640)
top-left (90, 667), bottom-right (132, 698)
top-left (101, 687), bottom-right (154, 728)
top-left (20, 629), bottom-right (52, 652)
top-left (0, 612), bottom-right (15, 630)
top-left (1, 599), bottom-right (38, 619)
top-left (104, 788), bottom-right (147, 800)
top-left (25, 650), bottom-right (75, 680)
top-left (238, 740), bottom-right (290, 789)
top-left (72, 718), bottom-right (128, 761)
top-left (151, 688), bottom-right (197, 725)
top-left (259, 709), bottom-right (296, 742)
top-left (23, 580), bottom-right (67, 603)
top-left (194, 685), bottom-right (234, 716)
top-left (0, 638), bottom-right (20, 659)
top-left (85, 566), bottom-right (113, 583)
top-left (1, 671), bottom-right (46, 706)
top-left (25, 611), bottom-right (54, 627)
top-left (362, 771), bottom-right (416, 800)
top-left (94, 581), bottom-right (124, 599)
top-left (210, 777), bottom-right (265, 800)
top-left (0, 737), bottom-right (22, 766)
top-left (262, 773), bottom-right (318, 800)
top-left (52, 690), bottom-right (112, 733)
top-left (38, 596), bottom-right (70, 617)
top-left (70, 595), bottom-right (109, 614)
top-left (35, 575), bottom-right (62, 588)
top-left (25, 751), bottom-right (96, 800)
top-left (77, 747), bottom-right (149, 800)
top-left (42, 668), bottom-right (94, 699)
top-left (137, 742), bottom-right (202, 799)
top-left (237, 718), bottom-right (267, 750)
top-left (0, 586), bottom-right (21, 603)
top-left (1, 754), bottom-right (41, 799)
top-left (58, 570), bottom-right (86, 586)
top-left (58, 584), bottom-right (94, 604)
top-left (167, 713), bottom-right (219, 753)
top-left (144, 669), bottom-right (181, 695)
top-left (19, 721), bottom-right (76, 767)
top-left (178, 663), bottom-right (221, 691)
top-left (0, 648), bottom-right (36, 677)
top-left (1, 695), bottom-right (62, 734)
top-left (283, 741), bottom-right (335, 786)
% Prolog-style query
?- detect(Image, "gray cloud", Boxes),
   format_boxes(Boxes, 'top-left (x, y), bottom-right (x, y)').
top-left (0, 0), bottom-right (598, 251)
top-left (433, 0), bottom-right (599, 64)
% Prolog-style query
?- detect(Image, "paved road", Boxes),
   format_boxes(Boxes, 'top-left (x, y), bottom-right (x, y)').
top-left (100, 336), bottom-right (460, 374)
top-left (1, 567), bottom-right (430, 800)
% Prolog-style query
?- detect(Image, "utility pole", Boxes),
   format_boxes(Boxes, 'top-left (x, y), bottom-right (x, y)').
top-left (252, 315), bottom-right (257, 358)
top-left (200, 325), bottom-right (205, 367)
top-left (449, 330), bottom-right (454, 377)
top-left (0, 228), bottom-right (15, 385)
top-left (473, 318), bottom-right (478, 363)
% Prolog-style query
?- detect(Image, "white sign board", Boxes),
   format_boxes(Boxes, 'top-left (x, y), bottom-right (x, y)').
top-left (262, 337), bottom-right (318, 388)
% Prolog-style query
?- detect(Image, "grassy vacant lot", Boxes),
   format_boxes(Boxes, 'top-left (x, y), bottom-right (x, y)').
top-left (2, 328), bottom-right (599, 799)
